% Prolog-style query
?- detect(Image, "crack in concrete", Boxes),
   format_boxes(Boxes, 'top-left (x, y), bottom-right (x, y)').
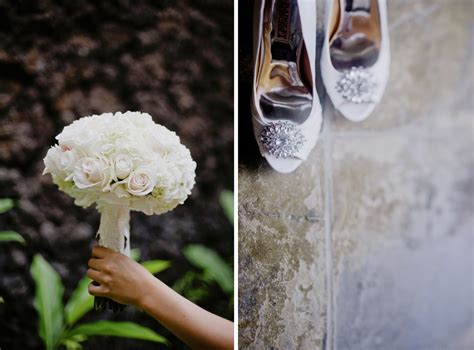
top-left (323, 98), bottom-right (335, 350)
top-left (239, 205), bottom-right (321, 223)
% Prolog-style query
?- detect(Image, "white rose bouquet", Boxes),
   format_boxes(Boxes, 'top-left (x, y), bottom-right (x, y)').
top-left (43, 111), bottom-right (196, 310)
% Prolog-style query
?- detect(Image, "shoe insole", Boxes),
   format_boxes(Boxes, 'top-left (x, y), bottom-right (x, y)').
top-left (329, 0), bottom-right (381, 70)
top-left (345, 0), bottom-right (371, 12)
top-left (257, 0), bottom-right (313, 123)
top-left (270, 0), bottom-right (300, 62)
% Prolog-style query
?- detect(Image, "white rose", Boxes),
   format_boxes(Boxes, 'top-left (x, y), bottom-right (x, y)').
top-left (43, 146), bottom-right (63, 176)
top-left (43, 146), bottom-right (79, 178)
top-left (113, 154), bottom-right (133, 179)
top-left (73, 157), bottom-right (110, 189)
top-left (58, 148), bottom-right (79, 173)
top-left (127, 168), bottom-right (156, 196)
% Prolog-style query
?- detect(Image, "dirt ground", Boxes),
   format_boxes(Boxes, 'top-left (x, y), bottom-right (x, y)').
top-left (0, 1), bottom-right (234, 349)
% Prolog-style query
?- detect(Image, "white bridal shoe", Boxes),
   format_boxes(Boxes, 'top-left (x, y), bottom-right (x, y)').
top-left (251, 0), bottom-right (322, 173)
top-left (321, 0), bottom-right (390, 122)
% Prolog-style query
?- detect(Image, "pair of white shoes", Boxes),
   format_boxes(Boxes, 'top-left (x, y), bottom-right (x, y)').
top-left (251, 0), bottom-right (390, 173)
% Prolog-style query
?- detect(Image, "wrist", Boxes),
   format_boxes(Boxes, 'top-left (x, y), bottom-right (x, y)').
top-left (136, 274), bottom-right (160, 311)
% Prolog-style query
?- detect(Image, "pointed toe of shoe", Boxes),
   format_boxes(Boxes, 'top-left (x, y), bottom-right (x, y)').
top-left (259, 125), bottom-right (321, 174)
top-left (263, 154), bottom-right (303, 174)
top-left (337, 102), bottom-right (376, 122)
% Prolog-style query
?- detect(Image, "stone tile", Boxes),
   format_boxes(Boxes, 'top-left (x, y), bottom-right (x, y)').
top-left (238, 146), bottom-right (327, 349)
top-left (330, 0), bottom-right (473, 131)
top-left (330, 109), bottom-right (474, 349)
top-left (239, 143), bottom-right (326, 221)
top-left (238, 215), bottom-right (326, 349)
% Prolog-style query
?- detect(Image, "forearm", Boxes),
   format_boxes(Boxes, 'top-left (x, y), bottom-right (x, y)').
top-left (138, 276), bottom-right (234, 350)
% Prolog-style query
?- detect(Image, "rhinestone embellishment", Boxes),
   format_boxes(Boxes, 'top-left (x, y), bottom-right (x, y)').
top-left (260, 121), bottom-right (305, 159)
top-left (336, 67), bottom-right (376, 103)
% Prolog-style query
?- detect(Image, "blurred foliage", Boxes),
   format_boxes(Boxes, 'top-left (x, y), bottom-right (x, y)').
top-left (141, 260), bottom-right (171, 275)
top-left (219, 190), bottom-right (234, 225)
top-left (31, 255), bottom-right (65, 350)
top-left (173, 244), bottom-right (233, 314)
top-left (173, 191), bottom-right (234, 308)
top-left (30, 253), bottom-right (170, 350)
top-left (0, 198), bottom-right (14, 213)
top-left (130, 248), bottom-right (141, 261)
top-left (0, 198), bottom-right (24, 245)
top-left (64, 321), bottom-right (167, 347)
top-left (130, 248), bottom-right (171, 275)
top-left (183, 245), bottom-right (233, 294)
top-left (173, 270), bottom-right (213, 303)
top-left (0, 230), bottom-right (26, 245)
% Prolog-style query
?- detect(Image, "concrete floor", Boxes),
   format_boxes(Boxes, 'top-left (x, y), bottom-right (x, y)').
top-left (238, 0), bottom-right (474, 349)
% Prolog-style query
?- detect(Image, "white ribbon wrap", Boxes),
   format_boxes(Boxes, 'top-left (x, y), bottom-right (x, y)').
top-left (96, 205), bottom-right (131, 256)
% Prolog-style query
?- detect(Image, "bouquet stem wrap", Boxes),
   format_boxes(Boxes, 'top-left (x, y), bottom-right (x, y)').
top-left (94, 204), bottom-right (131, 312)
top-left (97, 205), bottom-right (131, 256)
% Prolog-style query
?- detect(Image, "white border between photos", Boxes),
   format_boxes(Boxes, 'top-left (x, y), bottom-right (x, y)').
top-left (233, 0), bottom-right (239, 348)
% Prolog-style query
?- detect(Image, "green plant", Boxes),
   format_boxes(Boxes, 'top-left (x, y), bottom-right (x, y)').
top-left (0, 230), bottom-right (25, 244)
top-left (173, 191), bottom-right (234, 304)
top-left (31, 253), bottom-right (171, 350)
top-left (173, 244), bottom-right (233, 310)
top-left (173, 270), bottom-right (213, 303)
top-left (190, 190), bottom-right (234, 295)
top-left (183, 245), bottom-right (233, 295)
top-left (0, 198), bottom-right (14, 213)
top-left (219, 190), bottom-right (234, 225)
top-left (0, 198), bottom-right (25, 245)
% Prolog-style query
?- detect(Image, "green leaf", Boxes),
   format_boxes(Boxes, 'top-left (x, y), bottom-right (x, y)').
top-left (141, 260), bottom-right (171, 275)
top-left (0, 296), bottom-right (4, 303)
top-left (31, 254), bottom-right (65, 350)
top-left (60, 334), bottom-right (86, 350)
top-left (62, 339), bottom-right (83, 350)
top-left (0, 198), bottom-right (14, 214)
top-left (67, 321), bottom-right (167, 344)
top-left (183, 245), bottom-right (233, 294)
top-left (65, 276), bottom-right (94, 326)
top-left (172, 271), bottom-right (210, 303)
top-left (0, 231), bottom-right (25, 245)
top-left (130, 248), bottom-right (141, 261)
top-left (219, 191), bottom-right (234, 225)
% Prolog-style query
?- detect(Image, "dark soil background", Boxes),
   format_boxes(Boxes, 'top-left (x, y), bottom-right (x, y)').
top-left (0, 0), bottom-right (233, 349)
